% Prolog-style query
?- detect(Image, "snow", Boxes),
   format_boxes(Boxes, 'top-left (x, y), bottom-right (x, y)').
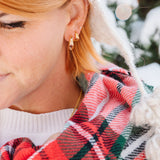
top-left (107, 0), bottom-right (138, 8)
top-left (92, 38), bottom-right (102, 55)
top-left (137, 63), bottom-right (160, 87)
top-left (140, 7), bottom-right (160, 48)
top-left (130, 20), bottom-right (144, 43)
top-left (133, 48), bottom-right (145, 61)
top-left (92, 0), bottom-right (160, 89)
top-left (117, 0), bottom-right (138, 8)
top-left (92, 26), bottom-right (132, 56)
top-left (91, 1), bottom-right (133, 57)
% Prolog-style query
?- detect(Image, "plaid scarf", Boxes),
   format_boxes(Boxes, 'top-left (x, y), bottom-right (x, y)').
top-left (0, 64), bottom-right (152, 160)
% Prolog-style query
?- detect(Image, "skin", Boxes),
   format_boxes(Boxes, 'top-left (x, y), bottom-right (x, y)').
top-left (0, 0), bottom-right (89, 114)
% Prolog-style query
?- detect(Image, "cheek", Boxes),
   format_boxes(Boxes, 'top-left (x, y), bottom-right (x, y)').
top-left (0, 34), bottom-right (63, 109)
top-left (20, 38), bottom-right (62, 85)
top-left (0, 12), bottom-right (67, 108)
top-left (0, 24), bottom-right (64, 92)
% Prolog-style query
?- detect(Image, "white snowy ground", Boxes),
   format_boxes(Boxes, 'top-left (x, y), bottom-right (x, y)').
top-left (137, 63), bottom-right (160, 88)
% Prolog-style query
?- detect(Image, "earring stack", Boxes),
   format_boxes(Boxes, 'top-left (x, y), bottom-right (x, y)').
top-left (68, 33), bottom-right (79, 51)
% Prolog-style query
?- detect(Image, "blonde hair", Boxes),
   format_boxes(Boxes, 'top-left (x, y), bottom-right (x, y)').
top-left (0, 0), bottom-right (106, 79)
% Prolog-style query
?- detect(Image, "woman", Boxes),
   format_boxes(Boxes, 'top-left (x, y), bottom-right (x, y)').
top-left (0, 0), bottom-right (157, 159)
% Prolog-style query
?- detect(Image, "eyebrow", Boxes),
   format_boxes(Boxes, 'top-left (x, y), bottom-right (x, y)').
top-left (0, 13), bottom-right (8, 18)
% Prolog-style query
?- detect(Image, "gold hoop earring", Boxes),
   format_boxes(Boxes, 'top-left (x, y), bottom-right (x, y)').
top-left (68, 33), bottom-right (79, 51)
top-left (69, 37), bottom-right (74, 51)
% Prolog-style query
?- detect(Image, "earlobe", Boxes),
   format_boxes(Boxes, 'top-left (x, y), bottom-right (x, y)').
top-left (64, 0), bottom-right (89, 42)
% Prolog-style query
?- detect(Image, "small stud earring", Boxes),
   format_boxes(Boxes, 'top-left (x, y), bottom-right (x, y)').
top-left (75, 33), bottom-right (79, 41)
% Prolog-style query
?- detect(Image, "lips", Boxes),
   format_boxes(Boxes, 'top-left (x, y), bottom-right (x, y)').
top-left (0, 73), bottom-right (9, 76)
top-left (0, 73), bottom-right (10, 80)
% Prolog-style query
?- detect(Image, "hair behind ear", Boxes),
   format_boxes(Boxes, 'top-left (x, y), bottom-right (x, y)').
top-left (66, 9), bottom-right (107, 79)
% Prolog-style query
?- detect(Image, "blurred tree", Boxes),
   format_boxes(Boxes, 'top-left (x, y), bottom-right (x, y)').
top-left (102, 0), bottom-right (160, 68)
top-left (138, 0), bottom-right (160, 19)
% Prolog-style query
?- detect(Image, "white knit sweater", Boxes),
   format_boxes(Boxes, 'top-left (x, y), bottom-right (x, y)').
top-left (0, 108), bottom-right (74, 147)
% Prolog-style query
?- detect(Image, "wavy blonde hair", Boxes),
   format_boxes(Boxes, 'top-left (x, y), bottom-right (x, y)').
top-left (0, 0), bottom-right (106, 79)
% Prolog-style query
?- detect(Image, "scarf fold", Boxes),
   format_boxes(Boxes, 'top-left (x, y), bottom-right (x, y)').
top-left (0, 64), bottom-right (152, 160)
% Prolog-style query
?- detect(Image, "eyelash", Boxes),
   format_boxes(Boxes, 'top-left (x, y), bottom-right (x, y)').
top-left (0, 21), bottom-right (26, 30)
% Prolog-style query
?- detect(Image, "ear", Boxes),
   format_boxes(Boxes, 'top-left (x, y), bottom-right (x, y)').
top-left (64, 0), bottom-right (89, 41)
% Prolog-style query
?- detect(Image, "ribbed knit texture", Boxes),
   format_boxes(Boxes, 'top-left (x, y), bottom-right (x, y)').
top-left (0, 108), bottom-right (74, 146)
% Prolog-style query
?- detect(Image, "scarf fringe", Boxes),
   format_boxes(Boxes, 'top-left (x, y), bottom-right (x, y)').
top-left (130, 86), bottom-right (160, 160)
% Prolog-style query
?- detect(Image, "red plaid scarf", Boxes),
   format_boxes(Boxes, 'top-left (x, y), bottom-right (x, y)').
top-left (0, 64), bottom-right (152, 159)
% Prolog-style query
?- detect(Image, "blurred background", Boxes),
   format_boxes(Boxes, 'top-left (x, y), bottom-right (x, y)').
top-left (93, 0), bottom-right (160, 87)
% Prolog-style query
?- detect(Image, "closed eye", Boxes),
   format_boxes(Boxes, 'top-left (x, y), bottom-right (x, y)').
top-left (0, 21), bottom-right (26, 29)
